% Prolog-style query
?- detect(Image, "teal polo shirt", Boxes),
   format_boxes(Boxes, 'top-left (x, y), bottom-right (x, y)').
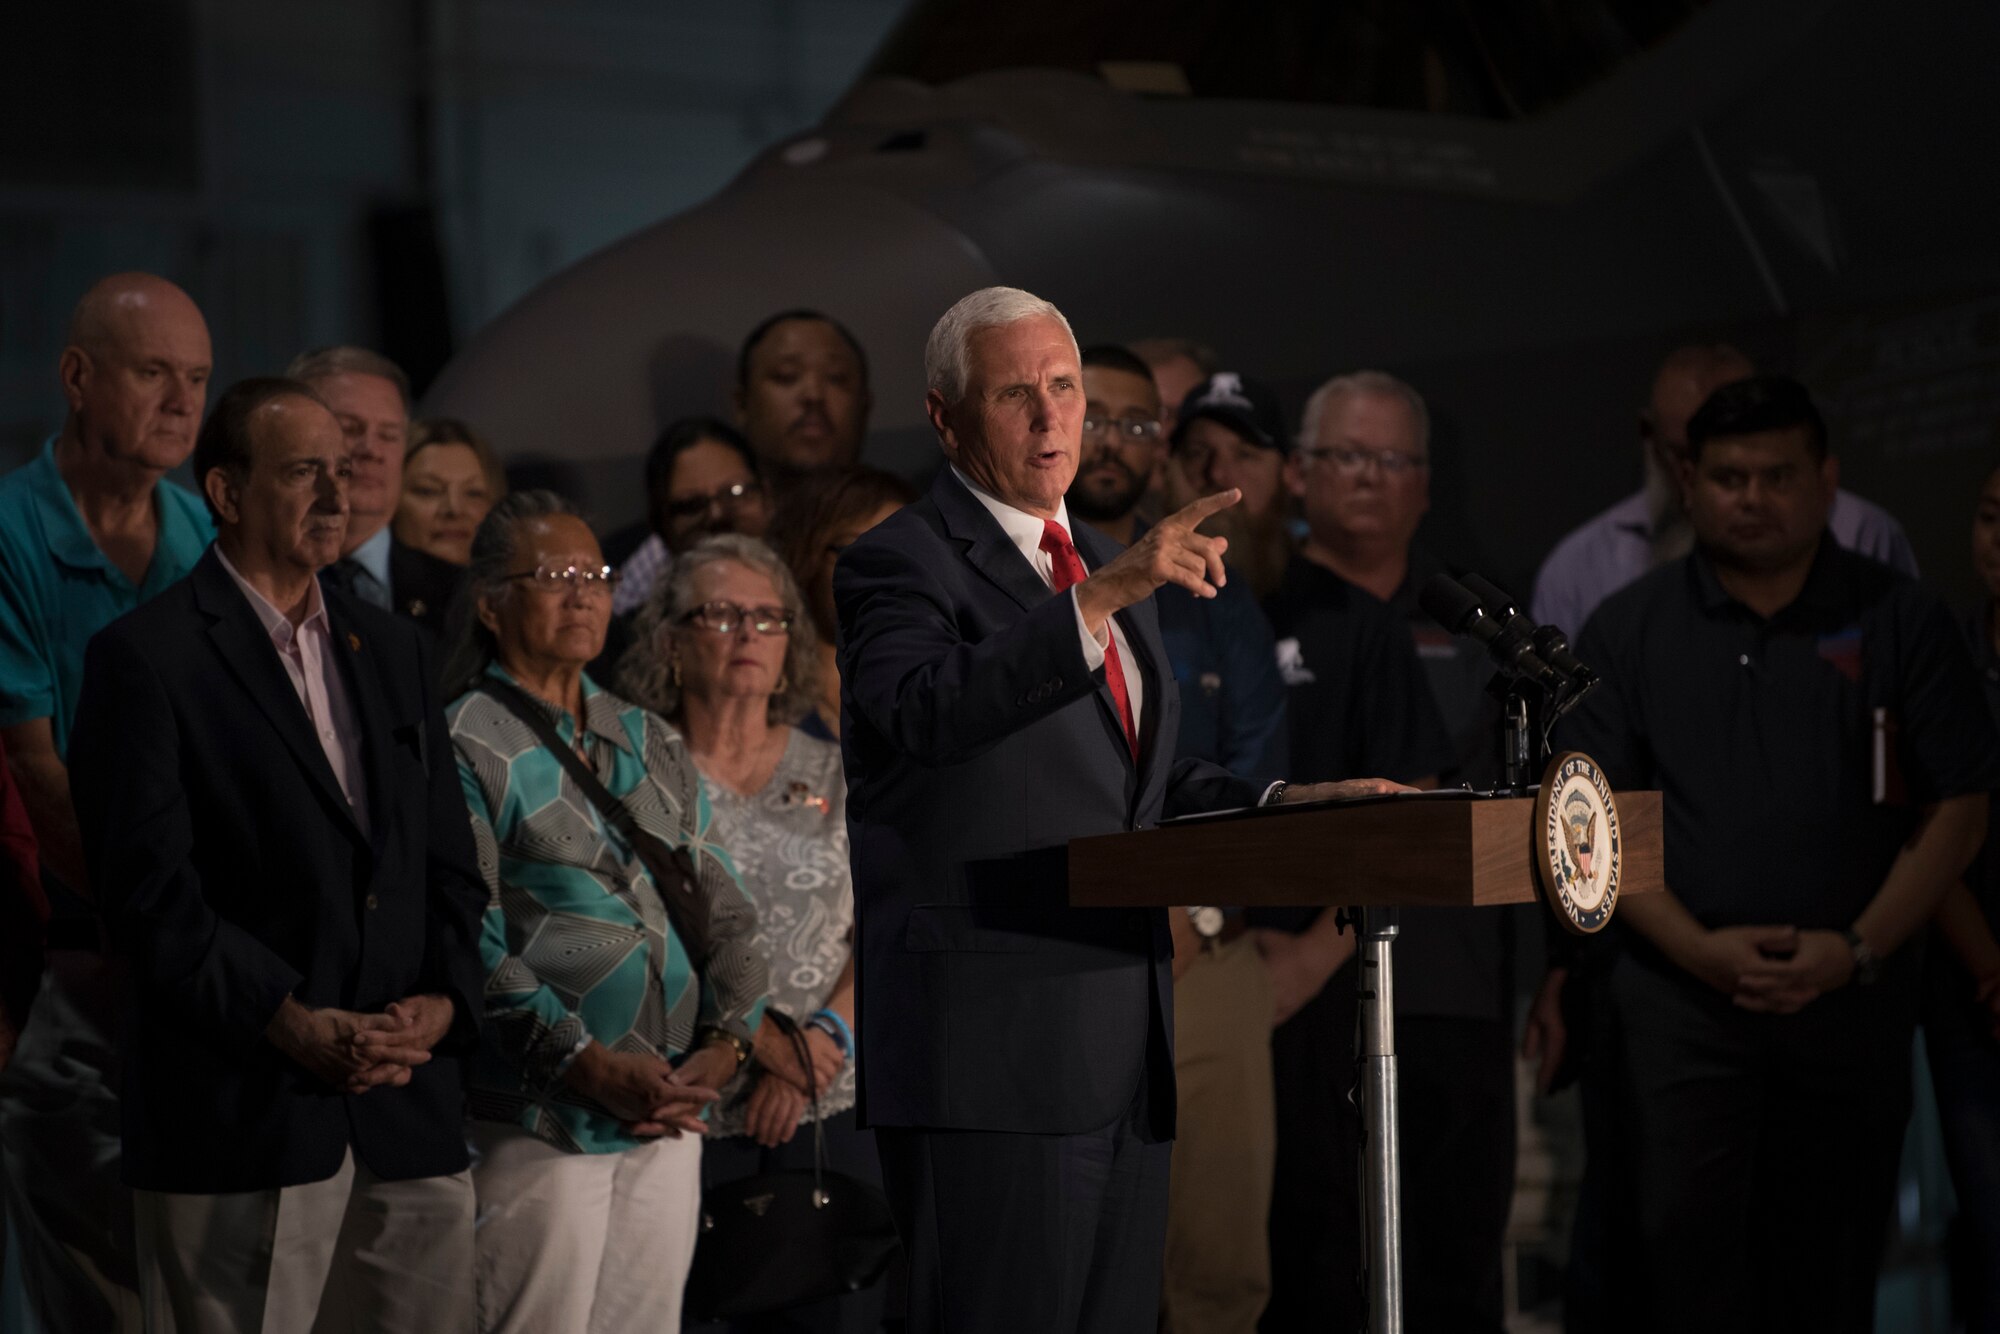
top-left (0, 438), bottom-right (214, 758)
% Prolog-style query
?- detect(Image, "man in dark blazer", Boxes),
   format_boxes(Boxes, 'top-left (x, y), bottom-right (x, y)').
top-left (288, 345), bottom-right (465, 637)
top-left (68, 377), bottom-right (486, 1333)
top-left (836, 288), bottom-right (1403, 1334)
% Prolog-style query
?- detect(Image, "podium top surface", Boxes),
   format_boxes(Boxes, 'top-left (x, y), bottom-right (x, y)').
top-left (1068, 789), bottom-right (1662, 911)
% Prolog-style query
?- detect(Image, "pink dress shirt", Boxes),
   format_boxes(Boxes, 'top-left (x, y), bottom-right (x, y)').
top-left (215, 548), bottom-right (370, 835)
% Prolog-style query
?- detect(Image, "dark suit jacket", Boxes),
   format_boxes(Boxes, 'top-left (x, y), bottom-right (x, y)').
top-left (68, 548), bottom-right (486, 1193)
top-left (388, 536), bottom-right (465, 638)
top-left (835, 470), bottom-right (1261, 1138)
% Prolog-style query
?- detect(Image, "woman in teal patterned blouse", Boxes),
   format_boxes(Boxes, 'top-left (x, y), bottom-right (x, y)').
top-left (441, 492), bottom-right (774, 1334)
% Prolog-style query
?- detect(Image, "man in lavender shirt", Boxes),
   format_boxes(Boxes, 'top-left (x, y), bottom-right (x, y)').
top-left (1530, 344), bottom-right (1916, 639)
top-left (67, 377), bottom-right (486, 1333)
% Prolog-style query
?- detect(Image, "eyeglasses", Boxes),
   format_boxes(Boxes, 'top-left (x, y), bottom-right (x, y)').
top-left (1081, 416), bottom-right (1163, 443)
top-left (664, 481), bottom-right (763, 522)
top-left (1300, 446), bottom-right (1429, 475)
top-left (678, 600), bottom-right (793, 635)
top-left (504, 563), bottom-right (621, 593)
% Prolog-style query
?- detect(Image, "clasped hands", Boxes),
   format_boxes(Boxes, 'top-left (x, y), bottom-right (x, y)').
top-left (562, 1016), bottom-right (845, 1144)
top-left (264, 993), bottom-right (455, 1096)
top-left (1687, 924), bottom-right (1856, 1013)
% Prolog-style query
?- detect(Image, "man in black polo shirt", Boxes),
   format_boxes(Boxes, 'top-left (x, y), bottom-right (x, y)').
top-left (1261, 369), bottom-right (1515, 1333)
top-left (1256, 374), bottom-right (1455, 1333)
top-left (1560, 375), bottom-right (1997, 1333)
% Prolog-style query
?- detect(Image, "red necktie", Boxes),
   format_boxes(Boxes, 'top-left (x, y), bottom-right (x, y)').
top-left (1040, 520), bottom-right (1138, 760)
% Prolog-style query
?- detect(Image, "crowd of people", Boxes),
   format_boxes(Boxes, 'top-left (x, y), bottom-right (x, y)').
top-left (0, 268), bottom-right (1992, 1334)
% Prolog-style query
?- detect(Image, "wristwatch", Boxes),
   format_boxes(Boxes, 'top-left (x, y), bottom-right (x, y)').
top-left (1841, 928), bottom-right (1881, 986)
top-left (1187, 905), bottom-right (1226, 943)
top-left (1263, 781), bottom-right (1289, 807)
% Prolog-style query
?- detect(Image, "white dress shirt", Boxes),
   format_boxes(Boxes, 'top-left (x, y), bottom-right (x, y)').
top-left (216, 547), bottom-right (371, 834)
top-left (950, 466), bottom-right (1147, 738)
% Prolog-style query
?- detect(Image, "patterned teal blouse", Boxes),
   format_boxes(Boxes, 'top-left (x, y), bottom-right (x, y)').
top-left (449, 666), bottom-right (768, 1154)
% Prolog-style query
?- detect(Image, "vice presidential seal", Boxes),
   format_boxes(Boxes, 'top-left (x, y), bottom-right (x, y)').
top-left (1534, 751), bottom-right (1621, 934)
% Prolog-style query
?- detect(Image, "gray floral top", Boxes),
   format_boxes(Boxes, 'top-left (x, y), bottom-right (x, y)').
top-left (701, 728), bottom-right (858, 1134)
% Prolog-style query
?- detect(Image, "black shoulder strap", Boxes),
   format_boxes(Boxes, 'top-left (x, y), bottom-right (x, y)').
top-left (479, 678), bottom-right (711, 970)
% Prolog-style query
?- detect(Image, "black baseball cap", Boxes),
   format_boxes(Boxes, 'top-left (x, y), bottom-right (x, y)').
top-left (1172, 372), bottom-right (1288, 454)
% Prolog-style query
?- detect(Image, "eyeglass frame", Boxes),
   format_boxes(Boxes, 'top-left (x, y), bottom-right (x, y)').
top-left (1296, 445), bottom-right (1430, 476)
top-left (502, 562), bottom-right (622, 593)
top-left (662, 479), bottom-right (764, 522)
top-left (1079, 415), bottom-right (1164, 444)
top-left (675, 599), bottom-right (795, 636)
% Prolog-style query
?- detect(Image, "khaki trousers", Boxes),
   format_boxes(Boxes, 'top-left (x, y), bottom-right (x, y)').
top-left (468, 1120), bottom-right (702, 1334)
top-left (1161, 934), bottom-right (1277, 1334)
top-left (134, 1148), bottom-right (474, 1334)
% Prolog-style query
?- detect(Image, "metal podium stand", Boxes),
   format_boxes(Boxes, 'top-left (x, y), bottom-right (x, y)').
top-left (1069, 790), bottom-right (1662, 1334)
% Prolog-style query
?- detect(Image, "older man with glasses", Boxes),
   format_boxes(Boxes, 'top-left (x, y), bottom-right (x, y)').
top-left (1258, 370), bottom-right (1522, 1333)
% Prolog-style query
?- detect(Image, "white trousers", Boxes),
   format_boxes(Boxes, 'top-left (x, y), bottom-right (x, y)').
top-left (134, 1148), bottom-right (474, 1334)
top-left (468, 1121), bottom-right (702, 1334)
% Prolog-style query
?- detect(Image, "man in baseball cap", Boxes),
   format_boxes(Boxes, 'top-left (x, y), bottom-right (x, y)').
top-left (1169, 371), bottom-right (1293, 599)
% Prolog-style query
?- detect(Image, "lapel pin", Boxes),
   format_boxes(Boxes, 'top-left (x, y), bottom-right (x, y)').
top-left (347, 632), bottom-right (362, 651)
top-left (407, 599), bottom-right (428, 619)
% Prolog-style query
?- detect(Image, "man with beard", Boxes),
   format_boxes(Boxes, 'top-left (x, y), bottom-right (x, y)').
top-left (1555, 375), bottom-right (1994, 1332)
top-left (1530, 344), bottom-right (1914, 639)
top-left (734, 309), bottom-right (872, 483)
top-left (1169, 373), bottom-right (1296, 599)
top-left (288, 346), bottom-right (464, 636)
top-left (1068, 342), bottom-right (1287, 1330)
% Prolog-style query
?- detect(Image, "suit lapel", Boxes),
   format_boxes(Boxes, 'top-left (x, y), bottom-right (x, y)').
top-left (932, 469), bottom-right (1053, 615)
top-left (191, 553), bottom-right (368, 844)
top-left (324, 587), bottom-right (395, 856)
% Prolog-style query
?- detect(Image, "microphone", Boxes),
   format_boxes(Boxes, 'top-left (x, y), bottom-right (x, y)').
top-left (1456, 573), bottom-right (1597, 690)
top-left (1417, 574), bottom-right (1566, 692)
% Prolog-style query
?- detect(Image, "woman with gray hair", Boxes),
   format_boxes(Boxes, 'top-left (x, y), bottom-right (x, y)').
top-left (620, 533), bottom-right (888, 1331)
top-left (439, 492), bottom-right (778, 1333)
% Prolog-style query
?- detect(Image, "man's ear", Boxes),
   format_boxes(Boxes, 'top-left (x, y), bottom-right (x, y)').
top-left (731, 385), bottom-right (749, 426)
top-left (925, 390), bottom-right (958, 461)
top-left (1821, 452), bottom-right (1841, 497)
top-left (57, 346), bottom-right (91, 415)
top-left (1283, 452), bottom-right (1307, 499)
top-left (475, 588), bottom-right (503, 638)
top-left (202, 468), bottom-right (240, 526)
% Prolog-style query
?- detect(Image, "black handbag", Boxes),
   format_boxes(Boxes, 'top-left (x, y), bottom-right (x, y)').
top-left (684, 1011), bottom-right (900, 1319)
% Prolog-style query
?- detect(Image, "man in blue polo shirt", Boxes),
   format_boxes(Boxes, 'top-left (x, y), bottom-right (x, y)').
top-left (0, 271), bottom-right (214, 1334)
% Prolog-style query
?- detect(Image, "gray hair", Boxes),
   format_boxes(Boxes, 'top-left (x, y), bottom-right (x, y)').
top-left (617, 533), bottom-right (820, 727)
top-left (924, 286), bottom-right (1078, 405)
top-left (1298, 370), bottom-right (1431, 455)
top-left (285, 345), bottom-right (412, 411)
top-left (439, 490), bottom-right (586, 700)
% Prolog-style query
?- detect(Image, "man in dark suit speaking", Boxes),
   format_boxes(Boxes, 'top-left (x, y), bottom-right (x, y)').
top-left (68, 377), bottom-right (487, 1333)
top-left (835, 287), bottom-right (1405, 1333)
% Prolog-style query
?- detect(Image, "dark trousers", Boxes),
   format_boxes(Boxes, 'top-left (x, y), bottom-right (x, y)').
top-left (687, 1106), bottom-right (896, 1334)
top-left (1925, 986), bottom-right (2000, 1334)
top-left (874, 1081), bottom-right (1171, 1334)
top-left (1264, 971), bottom-right (1515, 1334)
top-left (1610, 951), bottom-right (1914, 1334)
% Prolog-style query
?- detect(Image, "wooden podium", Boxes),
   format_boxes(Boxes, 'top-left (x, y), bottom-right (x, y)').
top-left (1069, 789), bottom-right (1663, 1334)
